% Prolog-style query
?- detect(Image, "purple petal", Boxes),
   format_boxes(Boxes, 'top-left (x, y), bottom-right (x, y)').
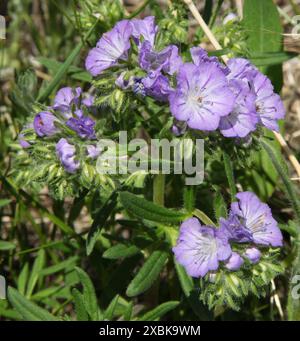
top-left (169, 63), bottom-right (235, 131)
top-left (33, 111), bottom-right (58, 137)
top-left (85, 20), bottom-right (132, 76)
top-left (244, 247), bottom-right (261, 264)
top-left (53, 87), bottom-right (82, 113)
top-left (86, 144), bottom-right (101, 159)
top-left (66, 116), bottom-right (96, 140)
top-left (225, 252), bottom-right (244, 271)
top-left (131, 16), bottom-right (158, 48)
top-left (251, 72), bottom-right (285, 131)
top-left (142, 73), bottom-right (172, 102)
top-left (191, 47), bottom-right (229, 75)
top-left (231, 191), bottom-right (283, 247)
top-left (56, 138), bottom-right (79, 173)
top-left (173, 218), bottom-right (231, 278)
top-left (219, 79), bottom-right (258, 138)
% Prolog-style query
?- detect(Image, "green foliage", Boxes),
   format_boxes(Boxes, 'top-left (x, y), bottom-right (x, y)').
top-left (1, 0), bottom-right (299, 322)
top-left (120, 191), bottom-right (187, 224)
top-left (199, 252), bottom-right (283, 311)
top-left (126, 250), bottom-right (169, 297)
top-left (7, 287), bottom-right (59, 321)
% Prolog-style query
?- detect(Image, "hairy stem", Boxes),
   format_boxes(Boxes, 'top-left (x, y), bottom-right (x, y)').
top-left (153, 174), bottom-right (165, 206)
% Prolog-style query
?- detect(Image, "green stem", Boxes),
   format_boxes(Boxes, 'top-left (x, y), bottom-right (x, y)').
top-left (209, 0), bottom-right (224, 28)
top-left (222, 151), bottom-right (237, 201)
top-left (261, 140), bottom-right (300, 223)
top-left (261, 139), bottom-right (300, 320)
top-left (193, 209), bottom-right (216, 227)
top-left (153, 174), bottom-right (165, 206)
top-left (125, 0), bottom-right (153, 19)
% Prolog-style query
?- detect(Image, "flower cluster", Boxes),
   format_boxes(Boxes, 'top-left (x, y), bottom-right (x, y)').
top-left (173, 191), bottom-right (283, 278)
top-left (19, 87), bottom-right (100, 173)
top-left (86, 17), bottom-right (285, 138)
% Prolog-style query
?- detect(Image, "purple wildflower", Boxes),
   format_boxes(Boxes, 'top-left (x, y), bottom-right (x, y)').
top-left (244, 247), bottom-right (261, 264)
top-left (85, 20), bottom-right (132, 76)
top-left (53, 87), bottom-right (82, 113)
top-left (142, 74), bottom-right (172, 102)
top-left (82, 95), bottom-right (95, 108)
top-left (173, 218), bottom-right (231, 278)
top-left (33, 111), bottom-right (58, 137)
top-left (18, 133), bottom-right (31, 148)
top-left (131, 16), bottom-right (158, 48)
top-left (229, 192), bottom-right (283, 247)
top-left (56, 138), bottom-right (79, 173)
top-left (86, 145), bottom-right (101, 159)
top-left (169, 63), bottom-right (235, 131)
top-left (225, 252), bottom-right (244, 271)
top-left (190, 47), bottom-right (229, 75)
top-left (227, 58), bottom-right (285, 131)
top-left (66, 116), bottom-right (96, 140)
top-left (115, 72), bottom-right (136, 90)
top-left (220, 214), bottom-right (253, 243)
top-left (139, 41), bottom-right (182, 77)
top-left (132, 78), bottom-right (146, 96)
top-left (219, 80), bottom-right (258, 138)
top-left (227, 58), bottom-right (256, 82)
top-left (251, 72), bottom-right (285, 131)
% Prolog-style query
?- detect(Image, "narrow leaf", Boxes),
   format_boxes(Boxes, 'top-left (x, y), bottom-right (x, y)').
top-left (139, 301), bottom-right (179, 321)
top-left (223, 151), bottom-right (236, 201)
top-left (75, 267), bottom-right (99, 320)
top-left (26, 249), bottom-right (46, 298)
top-left (120, 191), bottom-right (186, 224)
top-left (103, 244), bottom-right (140, 260)
top-left (86, 191), bottom-right (118, 256)
top-left (0, 241), bottom-right (16, 251)
top-left (7, 287), bottom-right (58, 321)
top-left (126, 250), bottom-right (169, 297)
top-left (72, 288), bottom-right (89, 321)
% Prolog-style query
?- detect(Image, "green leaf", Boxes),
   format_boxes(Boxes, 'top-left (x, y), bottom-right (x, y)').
top-left (174, 261), bottom-right (194, 297)
top-left (183, 187), bottom-right (196, 213)
top-left (72, 288), bottom-right (89, 321)
top-left (37, 57), bottom-right (92, 82)
top-left (250, 52), bottom-right (297, 67)
top-left (0, 199), bottom-right (11, 208)
top-left (139, 301), bottom-right (179, 321)
top-left (123, 301), bottom-right (133, 321)
top-left (17, 263), bottom-right (29, 295)
top-left (120, 191), bottom-right (187, 224)
top-left (86, 191), bottom-right (118, 256)
top-left (40, 256), bottom-right (78, 276)
top-left (103, 295), bottom-right (119, 321)
top-left (103, 244), bottom-right (140, 260)
top-left (0, 241), bottom-right (16, 251)
top-left (75, 267), bottom-right (99, 321)
top-left (222, 151), bottom-right (236, 201)
top-left (26, 249), bottom-right (46, 298)
top-left (243, 0), bottom-right (282, 53)
top-left (7, 287), bottom-right (58, 321)
top-left (174, 261), bottom-right (209, 319)
top-left (243, 0), bottom-right (283, 92)
top-left (213, 188), bottom-right (227, 220)
top-left (126, 250), bottom-right (169, 297)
